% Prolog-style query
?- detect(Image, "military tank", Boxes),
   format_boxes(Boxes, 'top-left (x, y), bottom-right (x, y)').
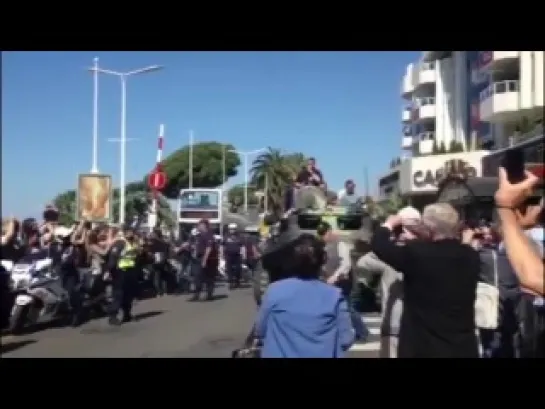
top-left (254, 186), bottom-right (379, 310)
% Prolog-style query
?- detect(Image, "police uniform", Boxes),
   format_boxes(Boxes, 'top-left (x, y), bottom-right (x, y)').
top-left (107, 234), bottom-right (139, 324)
top-left (190, 230), bottom-right (218, 301)
top-left (243, 233), bottom-right (259, 273)
top-left (223, 232), bottom-right (243, 289)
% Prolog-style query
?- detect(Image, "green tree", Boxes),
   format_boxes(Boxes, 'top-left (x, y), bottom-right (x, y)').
top-left (112, 190), bottom-right (175, 228)
top-left (227, 184), bottom-right (259, 209)
top-left (146, 142), bottom-right (241, 199)
top-left (250, 148), bottom-right (307, 211)
top-left (432, 140), bottom-right (439, 154)
top-left (449, 140), bottom-right (465, 153)
top-left (52, 190), bottom-right (77, 225)
top-left (52, 181), bottom-right (175, 226)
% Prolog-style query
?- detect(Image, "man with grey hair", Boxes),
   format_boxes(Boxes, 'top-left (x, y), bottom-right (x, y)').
top-left (421, 202), bottom-right (461, 239)
top-left (371, 202), bottom-right (481, 358)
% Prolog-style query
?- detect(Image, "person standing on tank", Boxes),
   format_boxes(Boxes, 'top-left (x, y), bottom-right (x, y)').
top-left (189, 219), bottom-right (219, 302)
top-left (296, 157), bottom-right (325, 189)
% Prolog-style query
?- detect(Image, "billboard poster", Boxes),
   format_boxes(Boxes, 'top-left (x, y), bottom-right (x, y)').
top-left (467, 51), bottom-right (491, 143)
top-left (76, 173), bottom-right (113, 222)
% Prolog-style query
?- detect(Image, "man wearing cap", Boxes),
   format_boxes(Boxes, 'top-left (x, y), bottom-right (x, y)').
top-left (222, 223), bottom-right (244, 289)
top-left (190, 219), bottom-right (218, 301)
top-left (105, 225), bottom-right (139, 325)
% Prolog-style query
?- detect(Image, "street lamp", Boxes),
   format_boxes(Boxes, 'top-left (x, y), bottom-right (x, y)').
top-left (225, 147), bottom-right (266, 214)
top-left (90, 63), bottom-right (163, 224)
top-left (87, 57), bottom-right (100, 174)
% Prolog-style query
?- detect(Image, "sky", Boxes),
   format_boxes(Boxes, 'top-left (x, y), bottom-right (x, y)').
top-left (2, 51), bottom-right (419, 218)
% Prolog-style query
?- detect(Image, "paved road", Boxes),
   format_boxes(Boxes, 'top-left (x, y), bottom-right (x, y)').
top-left (1, 284), bottom-right (380, 358)
top-left (347, 313), bottom-right (381, 358)
top-left (1, 283), bottom-right (256, 358)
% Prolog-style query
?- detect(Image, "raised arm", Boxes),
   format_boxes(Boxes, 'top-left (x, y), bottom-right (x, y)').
top-left (498, 209), bottom-right (543, 295)
top-left (371, 215), bottom-right (409, 273)
top-left (495, 168), bottom-right (543, 296)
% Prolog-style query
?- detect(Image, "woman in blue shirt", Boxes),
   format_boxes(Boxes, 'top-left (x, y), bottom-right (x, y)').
top-left (254, 234), bottom-right (354, 358)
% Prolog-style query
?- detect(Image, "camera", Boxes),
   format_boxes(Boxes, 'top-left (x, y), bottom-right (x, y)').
top-left (43, 206), bottom-right (59, 223)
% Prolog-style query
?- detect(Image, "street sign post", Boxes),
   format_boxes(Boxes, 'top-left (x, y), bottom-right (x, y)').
top-left (148, 170), bottom-right (167, 190)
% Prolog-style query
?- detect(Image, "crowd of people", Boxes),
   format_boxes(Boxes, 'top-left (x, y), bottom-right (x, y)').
top-left (249, 166), bottom-right (544, 358)
top-left (0, 209), bottom-right (261, 332)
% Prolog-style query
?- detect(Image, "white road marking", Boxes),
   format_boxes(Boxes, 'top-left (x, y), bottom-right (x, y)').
top-left (350, 341), bottom-right (381, 351)
top-left (362, 316), bottom-right (381, 324)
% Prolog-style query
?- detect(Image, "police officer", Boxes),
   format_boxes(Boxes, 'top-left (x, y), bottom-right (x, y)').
top-left (222, 223), bottom-right (244, 289)
top-left (190, 219), bottom-right (218, 301)
top-left (149, 228), bottom-right (170, 297)
top-left (243, 226), bottom-right (261, 276)
top-left (174, 229), bottom-right (195, 293)
top-left (57, 231), bottom-right (84, 327)
top-left (106, 225), bottom-right (139, 325)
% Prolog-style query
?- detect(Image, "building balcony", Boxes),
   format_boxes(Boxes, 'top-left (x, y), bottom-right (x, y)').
top-left (418, 139), bottom-right (434, 155)
top-left (401, 63), bottom-right (417, 99)
top-left (422, 51), bottom-right (452, 62)
top-left (480, 51), bottom-right (519, 72)
top-left (415, 97), bottom-right (436, 122)
top-left (402, 107), bottom-right (412, 122)
top-left (402, 136), bottom-right (413, 149)
top-left (479, 80), bottom-right (521, 123)
top-left (417, 131), bottom-right (436, 141)
top-left (417, 61), bottom-right (436, 86)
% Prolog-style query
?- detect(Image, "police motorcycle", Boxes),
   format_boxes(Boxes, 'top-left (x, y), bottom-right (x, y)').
top-left (9, 248), bottom-right (70, 334)
top-left (1, 260), bottom-right (15, 330)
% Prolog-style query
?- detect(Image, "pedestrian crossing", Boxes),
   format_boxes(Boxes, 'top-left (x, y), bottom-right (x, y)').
top-left (348, 313), bottom-right (382, 358)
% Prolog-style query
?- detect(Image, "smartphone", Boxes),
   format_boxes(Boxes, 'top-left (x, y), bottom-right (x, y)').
top-left (501, 149), bottom-right (525, 184)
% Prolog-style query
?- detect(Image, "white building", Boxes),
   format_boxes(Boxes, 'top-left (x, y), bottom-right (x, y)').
top-left (383, 51), bottom-right (544, 207)
top-left (401, 52), bottom-right (470, 155)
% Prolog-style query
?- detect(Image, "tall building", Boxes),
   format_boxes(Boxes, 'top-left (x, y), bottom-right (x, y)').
top-left (379, 51), bottom-right (544, 208)
top-left (401, 52), bottom-right (470, 155)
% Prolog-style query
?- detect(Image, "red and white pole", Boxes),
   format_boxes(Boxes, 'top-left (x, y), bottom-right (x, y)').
top-left (149, 124), bottom-right (165, 230)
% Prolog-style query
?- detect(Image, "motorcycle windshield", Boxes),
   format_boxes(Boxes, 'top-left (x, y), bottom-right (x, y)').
top-left (18, 249), bottom-right (50, 264)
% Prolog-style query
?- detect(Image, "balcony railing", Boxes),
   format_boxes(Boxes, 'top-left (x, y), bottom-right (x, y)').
top-left (417, 132), bottom-right (435, 141)
top-left (509, 124), bottom-right (544, 147)
top-left (420, 61), bottom-right (436, 71)
top-left (479, 80), bottom-right (520, 101)
top-left (416, 97), bottom-right (435, 106)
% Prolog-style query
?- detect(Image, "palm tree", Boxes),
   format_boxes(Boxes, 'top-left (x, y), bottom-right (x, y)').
top-left (250, 148), bottom-right (307, 211)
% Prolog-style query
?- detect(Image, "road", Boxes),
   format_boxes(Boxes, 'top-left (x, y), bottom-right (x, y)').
top-left (1, 284), bottom-right (380, 358)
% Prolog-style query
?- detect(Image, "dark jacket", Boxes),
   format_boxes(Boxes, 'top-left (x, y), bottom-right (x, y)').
top-left (372, 227), bottom-right (480, 358)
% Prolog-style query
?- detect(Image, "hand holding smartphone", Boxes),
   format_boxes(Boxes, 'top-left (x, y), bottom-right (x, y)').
top-left (501, 148), bottom-right (525, 184)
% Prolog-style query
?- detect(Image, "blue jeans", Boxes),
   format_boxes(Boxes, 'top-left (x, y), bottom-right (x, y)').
top-left (348, 301), bottom-right (369, 341)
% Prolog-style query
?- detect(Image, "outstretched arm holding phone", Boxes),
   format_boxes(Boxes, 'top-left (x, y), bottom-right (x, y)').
top-left (495, 168), bottom-right (544, 296)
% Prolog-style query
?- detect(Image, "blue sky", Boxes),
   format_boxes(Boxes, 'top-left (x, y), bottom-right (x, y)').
top-left (2, 51), bottom-right (419, 218)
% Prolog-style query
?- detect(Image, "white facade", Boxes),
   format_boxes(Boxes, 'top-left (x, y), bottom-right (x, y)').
top-left (418, 51), bottom-right (544, 150)
top-left (478, 51), bottom-right (544, 149)
top-left (400, 53), bottom-right (469, 155)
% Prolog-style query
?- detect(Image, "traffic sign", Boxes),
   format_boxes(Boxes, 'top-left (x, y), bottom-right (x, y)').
top-left (148, 170), bottom-right (167, 190)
